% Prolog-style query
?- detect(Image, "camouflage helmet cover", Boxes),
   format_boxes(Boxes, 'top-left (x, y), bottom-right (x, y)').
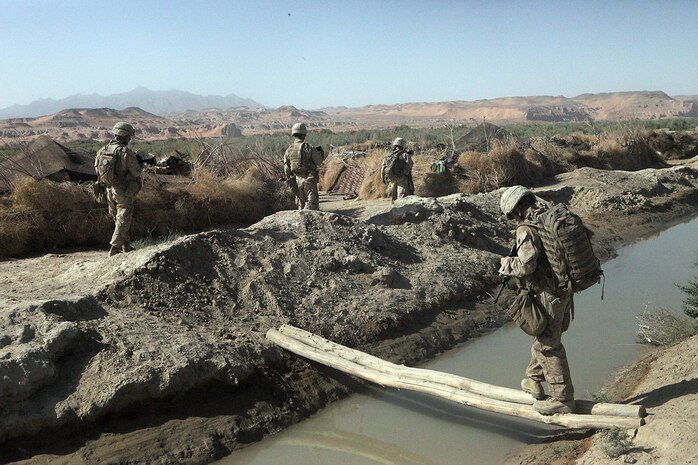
top-left (392, 137), bottom-right (406, 148)
top-left (500, 185), bottom-right (533, 216)
top-left (291, 122), bottom-right (307, 136)
top-left (112, 122), bottom-right (135, 137)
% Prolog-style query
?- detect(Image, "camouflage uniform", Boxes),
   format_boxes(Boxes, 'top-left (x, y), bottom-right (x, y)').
top-left (104, 140), bottom-right (142, 249)
top-left (283, 136), bottom-right (323, 210)
top-left (381, 144), bottom-right (413, 202)
top-left (498, 208), bottom-right (575, 404)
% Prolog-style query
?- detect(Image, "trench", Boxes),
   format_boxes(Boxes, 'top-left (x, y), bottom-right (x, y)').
top-left (215, 216), bottom-right (698, 465)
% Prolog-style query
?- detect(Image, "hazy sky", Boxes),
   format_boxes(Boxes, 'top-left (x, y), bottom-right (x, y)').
top-left (1, 0), bottom-right (697, 109)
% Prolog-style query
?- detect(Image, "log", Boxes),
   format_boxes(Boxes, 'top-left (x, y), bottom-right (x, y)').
top-left (267, 328), bottom-right (644, 429)
top-left (276, 325), bottom-right (645, 419)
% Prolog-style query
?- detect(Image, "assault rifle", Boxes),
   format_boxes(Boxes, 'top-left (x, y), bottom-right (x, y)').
top-left (493, 242), bottom-right (519, 304)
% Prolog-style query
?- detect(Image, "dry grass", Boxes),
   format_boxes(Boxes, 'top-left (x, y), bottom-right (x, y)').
top-left (0, 180), bottom-right (113, 257)
top-left (0, 168), bottom-right (294, 259)
top-left (637, 306), bottom-right (698, 346)
top-left (319, 158), bottom-right (347, 191)
top-left (358, 149), bottom-right (390, 200)
top-left (457, 139), bottom-right (562, 193)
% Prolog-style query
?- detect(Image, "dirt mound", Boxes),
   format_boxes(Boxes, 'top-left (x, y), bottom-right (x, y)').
top-left (3, 164), bottom-right (698, 463)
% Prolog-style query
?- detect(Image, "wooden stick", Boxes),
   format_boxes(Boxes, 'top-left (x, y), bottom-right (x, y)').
top-left (276, 325), bottom-right (645, 419)
top-left (267, 328), bottom-right (643, 429)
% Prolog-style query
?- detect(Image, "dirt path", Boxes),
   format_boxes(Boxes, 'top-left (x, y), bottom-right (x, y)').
top-left (2, 164), bottom-right (698, 465)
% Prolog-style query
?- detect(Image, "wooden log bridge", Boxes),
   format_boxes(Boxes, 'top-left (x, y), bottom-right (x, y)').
top-left (266, 325), bottom-right (645, 430)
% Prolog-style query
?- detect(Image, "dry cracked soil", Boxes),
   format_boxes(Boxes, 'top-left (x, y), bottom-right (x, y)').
top-left (2, 162), bottom-right (698, 465)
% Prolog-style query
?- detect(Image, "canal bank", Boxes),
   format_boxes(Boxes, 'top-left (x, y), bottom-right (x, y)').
top-left (216, 215), bottom-right (698, 465)
top-left (3, 164), bottom-right (698, 465)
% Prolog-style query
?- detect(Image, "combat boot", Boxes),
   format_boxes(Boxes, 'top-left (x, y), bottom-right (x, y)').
top-left (122, 243), bottom-right (135, 253)
top-left (533, 398), bottom-right (576, 415)
top-left (108, 246), bottom-right (120, 257)
top-left (521, 378), bottom-right (546, 400)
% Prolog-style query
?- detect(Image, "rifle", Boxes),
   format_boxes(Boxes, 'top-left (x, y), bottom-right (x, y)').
top-left (493, 242), bottom-right (519, 304)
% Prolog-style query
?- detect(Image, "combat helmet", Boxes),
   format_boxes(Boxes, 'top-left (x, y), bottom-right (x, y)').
top-left (392, 137), bottom-right (406, 149)
top-left (291, 122), bottom-right (307, 136)
top-left (112, 122), bottom-right (135, 138)
top-left (500, 185), bottom-right (533, 217)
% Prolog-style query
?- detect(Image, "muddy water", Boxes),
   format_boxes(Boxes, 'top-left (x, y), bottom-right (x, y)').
top-left (217, 217), bottom-right (698, 465)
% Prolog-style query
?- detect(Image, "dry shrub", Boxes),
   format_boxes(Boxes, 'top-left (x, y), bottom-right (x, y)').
top-left (458, 140), bottom-right (554, 193)
top-left (0, 169), bottom-right (294, 259)
top-left (637, 306), bottom-right (698, 346)
top-left (319, 158), bottom-right (346, 191)
top-left (413, 154), bottom-right (468, 197)
top-left (0, 212), bottom-right (33, 257)
top-left (591, 129), bottom-right (668, 171)
top-left (134, 167), bottom-right (294, 236)
top-left (530, 139), bottom-right (578, 172)
top-left (358, 149), bottom-right (390, 200)
top-left (0, 179), bottom-right (112, 258)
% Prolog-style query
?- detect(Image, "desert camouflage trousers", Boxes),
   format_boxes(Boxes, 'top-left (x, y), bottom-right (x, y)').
top-left (106, 188), bottom-right (136, 248)
top-left (525, 289), bottom-right (575, 401)
top-left (295, 175), bottom-right (319, 210)
top-left (387, 176), bottom-right (409, 202)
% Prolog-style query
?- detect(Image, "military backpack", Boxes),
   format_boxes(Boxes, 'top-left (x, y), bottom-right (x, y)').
top-left (95, 144), bottom-right (121, 187)
top-left (384, 152), bottom-right (409, 179)
top-left (529, 202), bottom-right (603, 293)
top-left (286, 141), bottom-right (314, 175)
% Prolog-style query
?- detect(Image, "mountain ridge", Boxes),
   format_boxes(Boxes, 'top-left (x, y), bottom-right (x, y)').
top-left (1, 91), bottom-right (696, 143)
top-left (0, 87), bottom-right (265, 119)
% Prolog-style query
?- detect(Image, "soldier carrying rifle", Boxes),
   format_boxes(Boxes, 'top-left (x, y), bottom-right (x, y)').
top-left (283, 122), bottom-right (324, 210)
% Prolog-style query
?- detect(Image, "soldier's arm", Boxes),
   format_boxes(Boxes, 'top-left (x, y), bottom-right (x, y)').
top-left (282, 150), bottom-right (292, 177)
top-left (498, 226), bottom-right (540, 277)
top-left (125, 148), bottom-right (143, 177)
top-left (405, 152), bottom-right (414, 170)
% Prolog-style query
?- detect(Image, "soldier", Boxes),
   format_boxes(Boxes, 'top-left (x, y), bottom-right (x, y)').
top-left (283, 122), bottom-right (324, 210)
top-left (381, 137), bottom-right (414, 202)
top-left (498, 186), bottom-right (576, 415)
top-left (95, 122), bottom-right (143, 256)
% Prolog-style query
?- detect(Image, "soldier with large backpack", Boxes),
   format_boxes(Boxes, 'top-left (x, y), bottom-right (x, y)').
top-left (381, 137), bottom-right (414, 203)
top-left (95, 122), bottom-right (143, 256)
top-left (497, 185), bottom-right (599, 415)
top-left (283, 122), bottom-right (324, 210)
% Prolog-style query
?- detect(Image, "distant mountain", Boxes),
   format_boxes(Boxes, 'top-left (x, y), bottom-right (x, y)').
top-left (0, 87), bottom-right (265, 119)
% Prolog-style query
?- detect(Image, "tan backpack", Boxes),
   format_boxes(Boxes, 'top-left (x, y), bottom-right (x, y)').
top-left (95, 144), bottom-right (121, 187)
top-left (531, 202), bottom-right (603, 293)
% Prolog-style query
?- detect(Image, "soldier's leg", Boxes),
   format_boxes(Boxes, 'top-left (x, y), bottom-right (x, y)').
top-left (305, 181), bottom-right (319, 210)
top-left (389, 181), bottom-right (398, 202)
top-left (295, 176), bottom-right (307, 209)
top-left (526, 346), bottom-right (545, 382)
top-left (110, 194), bottom-right (135, 248)
top-left (531, 292), bottom-right (574, 401)
top-left (396, 177), bottom-right (409, 199)
top-left (106, 188), bottom-right (117, 218)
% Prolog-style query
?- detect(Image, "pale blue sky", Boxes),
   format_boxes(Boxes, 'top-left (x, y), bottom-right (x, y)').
top-left (1, 0), bottom-right (697, 109)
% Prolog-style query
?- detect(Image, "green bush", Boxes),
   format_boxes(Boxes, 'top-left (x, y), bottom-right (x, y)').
top-left (678, 277), bottom-right (698, 318)
top-left (598, 427), bottom-right (633, 458)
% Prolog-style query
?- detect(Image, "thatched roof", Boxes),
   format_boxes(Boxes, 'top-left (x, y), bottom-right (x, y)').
top-left (455, 122), bottom-right (515, 152)
top-left (0, 135), bottom-right (96, 193)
